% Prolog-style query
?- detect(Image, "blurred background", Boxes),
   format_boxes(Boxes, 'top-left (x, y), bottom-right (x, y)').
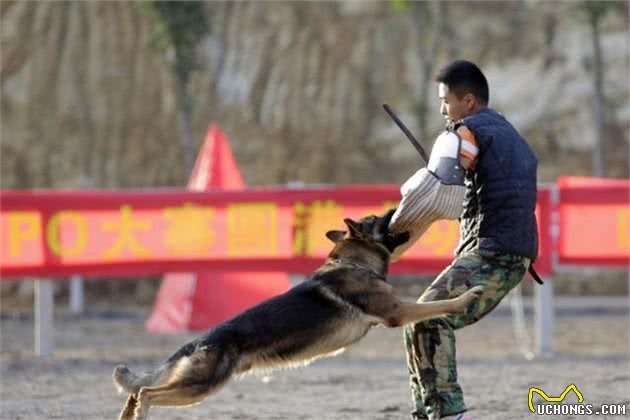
top-left (1, 3), bottom-right (629, 419)
top-left (1, 0), bottom-right (628, 303)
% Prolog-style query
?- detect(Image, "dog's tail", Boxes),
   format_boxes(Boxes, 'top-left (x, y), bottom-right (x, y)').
top-left (112, 364), bottom-right (170, 394)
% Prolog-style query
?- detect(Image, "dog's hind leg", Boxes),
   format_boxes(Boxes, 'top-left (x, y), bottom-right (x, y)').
top-left (134, 381), bottom-right (218, 419)
top-left (118, 394), bottom-right (138, 420)
top-left (134, 344), bottom-right (239, 419)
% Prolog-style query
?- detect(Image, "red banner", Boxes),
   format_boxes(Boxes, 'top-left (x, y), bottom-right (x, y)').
top-left (1, 186), bottom-right (555, 277)
top-left (535, 188), bottom-right (553, 276)
top-left (557, 177), bottom-right (629, 266)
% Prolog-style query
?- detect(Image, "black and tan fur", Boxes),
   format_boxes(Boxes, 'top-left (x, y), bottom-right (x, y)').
top-left (112, 210), bottom-right (483, 419)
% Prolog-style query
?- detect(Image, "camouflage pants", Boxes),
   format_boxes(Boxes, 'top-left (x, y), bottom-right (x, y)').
top-left (404, 249), bottom-right (529, 419)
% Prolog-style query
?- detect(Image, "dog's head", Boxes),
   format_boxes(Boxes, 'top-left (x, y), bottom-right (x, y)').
top-left (325, 209), bottom-right (410, 258)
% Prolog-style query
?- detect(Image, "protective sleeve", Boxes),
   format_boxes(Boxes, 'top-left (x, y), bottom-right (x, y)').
top-left (387, 168), bottom-right (466, 261)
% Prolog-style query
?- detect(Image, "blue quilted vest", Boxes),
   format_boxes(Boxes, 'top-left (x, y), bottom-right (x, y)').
top-left (455, 108), bottom-right (539, 259)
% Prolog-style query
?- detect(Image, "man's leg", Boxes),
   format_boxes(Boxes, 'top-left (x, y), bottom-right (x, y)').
top-left (404, 251), bottom-right (528, 419)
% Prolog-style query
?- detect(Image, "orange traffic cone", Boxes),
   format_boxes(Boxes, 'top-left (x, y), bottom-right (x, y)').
top-left (146, 125), bottom-right (291, 333)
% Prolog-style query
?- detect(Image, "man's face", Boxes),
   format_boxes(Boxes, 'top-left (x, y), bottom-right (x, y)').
top-left (438, 83), bottom-right (475, 124)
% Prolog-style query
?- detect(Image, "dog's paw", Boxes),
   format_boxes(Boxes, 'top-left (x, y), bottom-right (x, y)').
top-left (454, 286), bottom-right (484, 312)
top-left (468, 285), bottom-right (484, 298)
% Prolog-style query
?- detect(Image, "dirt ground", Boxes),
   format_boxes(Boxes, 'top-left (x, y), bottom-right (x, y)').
top-left (1, 295), bottom-right (629, 420)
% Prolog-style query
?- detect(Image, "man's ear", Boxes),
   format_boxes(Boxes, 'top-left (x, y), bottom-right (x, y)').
top-left (343, 218), bottom-right (362, 237)
top-left (386, 231), bottom-right (411, 252)
top-left (325, 230), bottom-right (346, 243)
top-left (464, 93), bottom-right (477, 111)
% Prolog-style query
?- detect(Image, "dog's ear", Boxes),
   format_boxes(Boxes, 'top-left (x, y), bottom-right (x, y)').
top-left (343, 218), bottom-right (363, 238)
top-left (380, 208), bottom-right (397, 225)
top-left (372, 209), bottom-right (396, 236)
top-left (385, 231), bottom-right (411, 252)
top-left (325, 230), bottom-right (346, 243)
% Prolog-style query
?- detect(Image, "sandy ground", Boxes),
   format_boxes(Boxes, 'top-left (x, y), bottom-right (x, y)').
top-left (1, 295), bottom-right (629, 420)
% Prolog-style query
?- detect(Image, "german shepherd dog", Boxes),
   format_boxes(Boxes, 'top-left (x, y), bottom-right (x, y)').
top-left (113, 210), bottom-right (483, 419)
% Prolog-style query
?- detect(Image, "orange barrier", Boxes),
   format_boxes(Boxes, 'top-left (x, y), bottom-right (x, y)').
top-left (0, 187), bottom-right (556, 277)
top-left (557, 177), bottom-right (629, 266)
top-left (4, 176), bottom-right (623, 354)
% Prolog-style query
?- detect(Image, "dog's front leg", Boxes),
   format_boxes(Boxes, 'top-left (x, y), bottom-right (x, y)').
top-left (382, 286), bottom-right (484, 326)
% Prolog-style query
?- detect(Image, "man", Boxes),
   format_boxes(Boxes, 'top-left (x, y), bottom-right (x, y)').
top-left (388, 60), bottom-right (539, 420)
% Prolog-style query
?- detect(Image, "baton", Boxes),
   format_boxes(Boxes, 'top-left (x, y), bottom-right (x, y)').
top-left (382, 103), bottom-right (429, 165)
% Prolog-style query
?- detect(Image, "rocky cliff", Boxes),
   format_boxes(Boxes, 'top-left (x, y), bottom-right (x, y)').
top-left (2, 1), bottom-right (628, 190)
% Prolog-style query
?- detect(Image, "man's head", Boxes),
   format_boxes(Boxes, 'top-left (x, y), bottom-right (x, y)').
top-left (435, 60), bottom-right (489, 124)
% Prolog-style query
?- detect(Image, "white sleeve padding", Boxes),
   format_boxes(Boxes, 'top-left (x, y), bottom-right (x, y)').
top-left (388, 168), bottom-right (466, 261)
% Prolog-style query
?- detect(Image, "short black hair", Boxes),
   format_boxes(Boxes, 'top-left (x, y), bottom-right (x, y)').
top-left (435, 60), bottom-right (489, 105)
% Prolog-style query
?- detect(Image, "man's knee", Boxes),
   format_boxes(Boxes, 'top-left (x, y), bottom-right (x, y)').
top-left (405, 317), bottom-right (451, 339)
